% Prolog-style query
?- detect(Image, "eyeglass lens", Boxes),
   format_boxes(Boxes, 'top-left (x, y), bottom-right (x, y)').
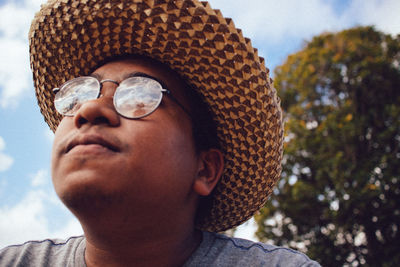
top-left (114, 77), bottom-right (163, 118)
top-left (54, 77), bottom-right (100, 116)
top-left (54, 76), bottom-right (165, 119)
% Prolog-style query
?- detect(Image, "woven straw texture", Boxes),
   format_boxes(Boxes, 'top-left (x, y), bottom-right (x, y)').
top-left (29, 0), bottom-right (284, 232)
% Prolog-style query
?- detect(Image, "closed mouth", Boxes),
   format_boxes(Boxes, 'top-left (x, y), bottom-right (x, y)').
top-left (66, 135), bottom-right (120, 153)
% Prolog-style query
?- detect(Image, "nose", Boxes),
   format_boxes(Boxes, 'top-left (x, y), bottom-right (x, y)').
top-left (73, 83), bottom-right (120, 128)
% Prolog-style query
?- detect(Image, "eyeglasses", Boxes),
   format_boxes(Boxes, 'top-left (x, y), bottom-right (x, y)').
top-left (53, 75), bottom-right (189, 119)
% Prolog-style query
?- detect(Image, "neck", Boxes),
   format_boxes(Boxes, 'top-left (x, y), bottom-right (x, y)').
top-left (76, 206), bottom-right (202, 267)
top-left (84, 227), bottom-right (202, 267)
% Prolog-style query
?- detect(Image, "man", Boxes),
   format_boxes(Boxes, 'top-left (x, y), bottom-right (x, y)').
top-left (1, 0), bottom-right (320, 266)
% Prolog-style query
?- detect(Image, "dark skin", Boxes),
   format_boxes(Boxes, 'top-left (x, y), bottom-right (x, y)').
top-left (51, 58), bottom-right (224, 267)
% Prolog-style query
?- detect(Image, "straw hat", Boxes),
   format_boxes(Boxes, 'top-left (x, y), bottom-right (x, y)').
top-left (29, 0), bottom-right (283, 232)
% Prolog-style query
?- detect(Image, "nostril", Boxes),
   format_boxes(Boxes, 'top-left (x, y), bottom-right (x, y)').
top-left (75, 114), bottom-right (113, 128)
top-left (73, 98), bottom-right (121, 128)
top-left (93, 117), bottom-right (110, 125)
top-left (77, 117), bottom-right (88, 126)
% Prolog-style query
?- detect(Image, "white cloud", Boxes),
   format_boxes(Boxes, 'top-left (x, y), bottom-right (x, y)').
top-left (0, 39), bottom-right (31, 109)
top-left (345, 0), bottom-right (400, 35)
top-left (0, 0), bottom-right (46, 39)
top-left (0, 154), bottom-right (13, 172)
top-left (30, 169), bottom-right (48, 187)
top-left (0, 190), bottom-right (48, 246)
top-left (0, 3), bottom-right (32, 39)
top-left (0, 188), bottom-right (82, 248)
top-left (0, 136), bottom-right (13, 172)
top-left (0, 136), bottom-right (5, 151)
top-left (0, 0), bottom-right (46, 109)
top-left (210, 0), bottom-right (339, 44)
top-left (210, 0), bottom-right (399, 45)
top-left (1, 163), bottom-right (82, 247)
top-left (44, 128), bottom-right (55, 144)
top-left (234, 217), bottom-right (258, 242)
top-left (51, 219), bottom-right (82, 239)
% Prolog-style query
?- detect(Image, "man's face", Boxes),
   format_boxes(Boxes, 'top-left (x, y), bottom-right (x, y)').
top-left (51, 58), bottom-right (201, 221)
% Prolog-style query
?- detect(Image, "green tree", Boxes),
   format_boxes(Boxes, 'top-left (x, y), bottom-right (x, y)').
top-left (255, 27), bottom-right (400, 266)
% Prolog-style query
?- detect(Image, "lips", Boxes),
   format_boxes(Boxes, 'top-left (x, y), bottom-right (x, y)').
top-left (65, 134), bottom-right (120, 154)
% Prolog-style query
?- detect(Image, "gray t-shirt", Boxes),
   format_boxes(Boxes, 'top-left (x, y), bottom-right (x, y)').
top-left (0, 232), bottom-right (320, 266)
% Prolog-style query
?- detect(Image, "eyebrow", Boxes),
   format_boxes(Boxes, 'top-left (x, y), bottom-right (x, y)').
top-left (125, 72), bottom-right (169, 89)
top-left (90, 72), bottom-right (167, 88)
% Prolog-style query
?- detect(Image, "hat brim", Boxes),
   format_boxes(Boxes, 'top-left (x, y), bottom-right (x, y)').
top-left (29, 0), bottom-right (283, 232)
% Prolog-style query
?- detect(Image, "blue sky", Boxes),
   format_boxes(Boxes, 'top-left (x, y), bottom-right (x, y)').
top-left (0, 0), bottom-right (399, 247)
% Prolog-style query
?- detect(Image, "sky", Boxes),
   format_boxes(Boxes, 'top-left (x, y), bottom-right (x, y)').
top-left (0, 0), bottom-right (399, 248)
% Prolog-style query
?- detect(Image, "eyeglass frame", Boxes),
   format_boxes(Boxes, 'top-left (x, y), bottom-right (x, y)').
top-left (52, 73), bottom-right (192, 119)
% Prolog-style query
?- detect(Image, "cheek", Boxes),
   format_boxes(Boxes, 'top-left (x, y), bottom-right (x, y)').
top-left (51, 120), bottom-right (72, 197)
top-left (51, 119), bottom-right (70, 174)
top-left (123, 120), bottom-right (198, 194)
top-left (152, 117), bottom-right (196, 162)
top-left (132, 126), bottom-right (196, 176)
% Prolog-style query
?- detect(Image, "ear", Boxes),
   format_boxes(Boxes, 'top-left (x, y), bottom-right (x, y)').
top-left (193, 149), bottom-right (224, 196)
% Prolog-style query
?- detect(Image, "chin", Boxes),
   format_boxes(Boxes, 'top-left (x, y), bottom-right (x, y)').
top-left (55, 178), bottom-right (124, 219)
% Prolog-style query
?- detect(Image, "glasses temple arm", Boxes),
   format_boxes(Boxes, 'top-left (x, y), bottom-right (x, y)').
top-left (162, 89), bottom-right (192, 118)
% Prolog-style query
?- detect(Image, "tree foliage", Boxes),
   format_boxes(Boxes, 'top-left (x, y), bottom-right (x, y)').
top-left (255, 27), bottom-right (400, 266)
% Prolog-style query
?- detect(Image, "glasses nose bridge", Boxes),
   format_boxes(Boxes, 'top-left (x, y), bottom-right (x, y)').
top-left (72, 78), bottom-right (121, 127)
top-left (98, 79), bottom-right (119, 98)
